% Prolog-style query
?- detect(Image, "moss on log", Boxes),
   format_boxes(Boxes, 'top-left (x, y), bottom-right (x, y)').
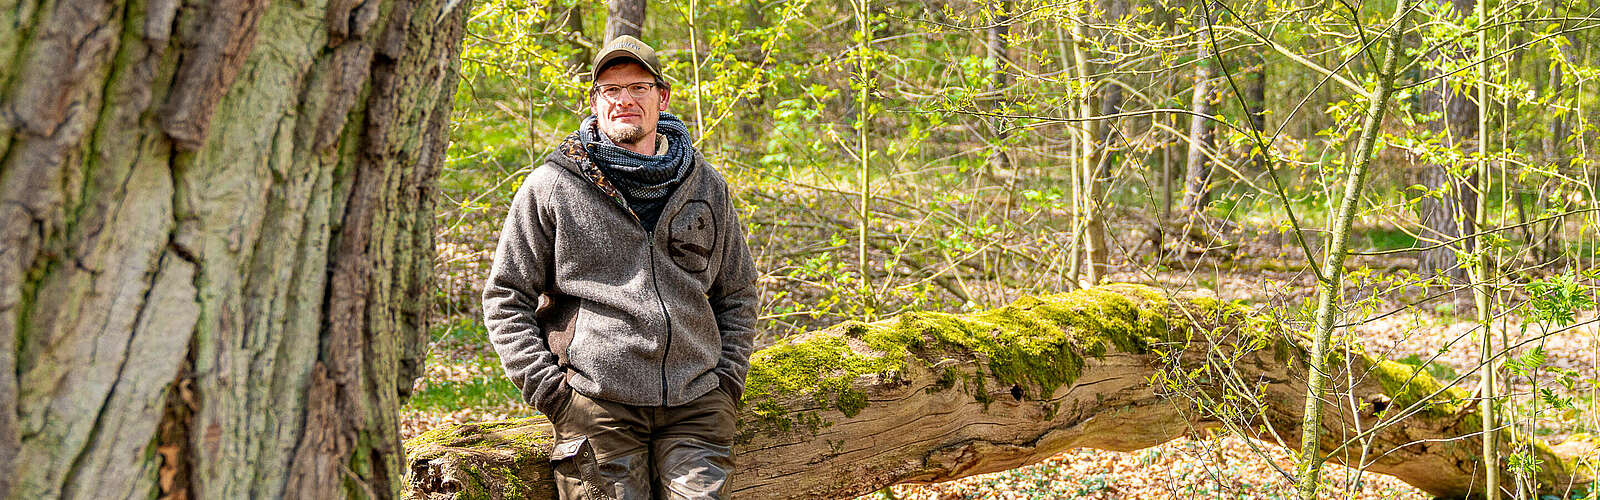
top-left (403, 284), bottom-right (1593, 499)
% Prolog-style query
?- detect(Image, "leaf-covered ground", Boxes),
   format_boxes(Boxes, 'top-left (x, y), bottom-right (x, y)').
top-left (881, 435), bottom-right (1427, 500)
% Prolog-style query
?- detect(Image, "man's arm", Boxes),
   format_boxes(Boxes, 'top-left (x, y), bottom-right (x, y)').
top-left (483, 173), bottom-right (568, 416)
top-left (708, 188), bottom-right (760, 402)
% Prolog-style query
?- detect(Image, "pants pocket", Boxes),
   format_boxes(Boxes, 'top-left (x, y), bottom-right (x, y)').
top-left (550, 436), bottom-right (608, 500)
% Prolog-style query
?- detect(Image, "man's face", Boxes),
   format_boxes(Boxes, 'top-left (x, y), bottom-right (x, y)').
top-left (591, 61), bottom-right (670, 146)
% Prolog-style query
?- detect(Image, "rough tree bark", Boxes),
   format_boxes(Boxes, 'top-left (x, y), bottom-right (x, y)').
top-left (1416, 0), bottom-right (1480, 286)
top-left (605, 0), bottom-right (646, 43)
top-left (0, 0), bottom-right (467, 498)
top-left (401, 285), bottom-right (1593, 500)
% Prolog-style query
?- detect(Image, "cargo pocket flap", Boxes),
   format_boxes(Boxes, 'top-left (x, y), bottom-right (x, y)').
top-left (550, 436), bottom-right (587, 462)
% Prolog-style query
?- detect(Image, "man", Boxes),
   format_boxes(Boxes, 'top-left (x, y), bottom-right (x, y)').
top-left (483, 35), bottom-right (758, 499)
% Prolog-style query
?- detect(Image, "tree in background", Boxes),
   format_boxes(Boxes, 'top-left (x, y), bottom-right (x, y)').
top-left (1244, 49), bottom-right (1267, 170)
top-left (1083, 0), bottom-right (1127, 284)
top-left (1182, 9), bottom-right (1217, 215)
top-left (986, 0), bottom-right (1013, 174)
top-left (608, 0), bottom-right (648, 42)
top-left (1416, 0), bottom-right (1481, 287)
top-left (554, 0), bottom-right (590, 71)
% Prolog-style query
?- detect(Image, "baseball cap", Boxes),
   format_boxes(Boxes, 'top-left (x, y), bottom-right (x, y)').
top-left (590, 35), bottom-right (662, 81)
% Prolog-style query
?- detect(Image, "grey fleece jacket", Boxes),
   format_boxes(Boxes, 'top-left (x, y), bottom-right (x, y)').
top-left (484, 135), bottom-right (759, 416)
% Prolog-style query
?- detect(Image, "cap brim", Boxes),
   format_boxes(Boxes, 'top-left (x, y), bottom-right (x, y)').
top-left (590, 51), bottom-right (660, 81)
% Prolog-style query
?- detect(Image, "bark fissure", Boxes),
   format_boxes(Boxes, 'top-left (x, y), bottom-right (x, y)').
top-left (57, 242), bottom-right (169, 490)
top-left (69, 249), bottom-right (201, 499)
top-left (154, 354), bottom-right (198, 500)
top-left (159, 0), bottom-right (270, 150)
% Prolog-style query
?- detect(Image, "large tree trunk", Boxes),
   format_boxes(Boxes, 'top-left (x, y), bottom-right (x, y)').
top-left (0, 0), bottom-right (467, 498)
top-left (1416, 0), bottom-right (1479, 286)
top-left (605, 0), bottom-right (646, 43)
top-left (402, 285), bottom-right (1593, 500)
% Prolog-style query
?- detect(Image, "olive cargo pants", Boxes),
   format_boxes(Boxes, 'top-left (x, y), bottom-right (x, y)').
top-left (547, 387), bottom-right (738, 499)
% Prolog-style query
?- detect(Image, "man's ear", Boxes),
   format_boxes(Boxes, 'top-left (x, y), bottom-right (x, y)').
top-left (657, 87), bottom-right (671, 112)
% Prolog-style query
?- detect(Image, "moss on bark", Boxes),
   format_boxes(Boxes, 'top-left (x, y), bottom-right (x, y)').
top-left (739, 284), bottom-right (1224, 437)
top-left (405, 419), bottom-right (557, 500)
top-left (404, 284), bottom-right (1228, 497)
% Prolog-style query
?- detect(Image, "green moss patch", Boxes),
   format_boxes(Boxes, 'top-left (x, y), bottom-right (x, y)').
top-left (742, 284), bottom-right (1224, 435)
top-left (1367, 358), bottom-right (1470, 418)
top-left (406, 417), bottom-right (553, 452)
top-left (405, 418), bottom-right (554, 500)
top-left (742, 331), bottom-right (902, 433)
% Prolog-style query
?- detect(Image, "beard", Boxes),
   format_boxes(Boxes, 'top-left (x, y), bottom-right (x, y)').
top-left (600, 121), bottom-right (649, 145)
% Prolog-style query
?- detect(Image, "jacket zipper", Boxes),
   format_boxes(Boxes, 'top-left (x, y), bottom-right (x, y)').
top-left (647, 248), bottom-right (673, 405)
top-left (619, 206), bottom-right (671, 406)
top-left (570, 157), bottom-right (681, 406)
top-left (630, 218), bottom-right (673, 406)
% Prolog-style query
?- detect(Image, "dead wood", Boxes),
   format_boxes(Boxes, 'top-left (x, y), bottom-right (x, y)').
top-left (403, 284), bottom-right (1592, 499)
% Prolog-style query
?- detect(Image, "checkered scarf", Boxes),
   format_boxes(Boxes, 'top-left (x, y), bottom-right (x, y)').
top-left (579, 114), bottom-right (694, 202)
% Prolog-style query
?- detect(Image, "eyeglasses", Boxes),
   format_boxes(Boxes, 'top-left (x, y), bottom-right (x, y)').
top-left (592, 82), bottom-right (659, 100)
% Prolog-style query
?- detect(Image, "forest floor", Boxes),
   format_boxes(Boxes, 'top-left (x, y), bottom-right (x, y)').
top-left (407, 204), bottom-right (1600, 498)
top-left (401, 272), bottom-right (1598, 499)
top-left (879, 435), bottom-right (1428, 499)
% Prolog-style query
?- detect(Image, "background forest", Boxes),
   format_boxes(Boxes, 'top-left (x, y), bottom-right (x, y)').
top-left (412, 0), bottom-right (1599, 497)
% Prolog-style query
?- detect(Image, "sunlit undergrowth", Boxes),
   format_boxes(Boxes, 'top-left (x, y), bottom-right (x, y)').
top-left (415, 0), bottom-right (1600, 496)
top-left (402, 319), bottom-right (532, 436)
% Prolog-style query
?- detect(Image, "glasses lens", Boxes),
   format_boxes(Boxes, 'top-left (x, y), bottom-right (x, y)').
top-left (595, 83), bottom-right (652, 101)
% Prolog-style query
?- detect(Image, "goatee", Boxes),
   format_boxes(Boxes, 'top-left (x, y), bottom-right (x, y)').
top-left (603, 123), bottom-right (648, 145)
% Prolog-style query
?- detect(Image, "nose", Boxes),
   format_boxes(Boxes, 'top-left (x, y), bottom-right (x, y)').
top-left (606, 92), bottom-right (640, 108)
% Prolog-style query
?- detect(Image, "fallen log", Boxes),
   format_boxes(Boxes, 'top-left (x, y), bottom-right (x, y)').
top-left (403, 284), bottom-right (1594, 499)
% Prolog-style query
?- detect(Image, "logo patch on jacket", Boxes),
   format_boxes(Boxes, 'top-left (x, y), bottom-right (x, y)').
top-left (667, 200), bottom-right (716, 273)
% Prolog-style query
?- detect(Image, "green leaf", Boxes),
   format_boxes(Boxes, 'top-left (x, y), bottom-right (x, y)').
top-left (1509, 347), bottom-right (1547, 377)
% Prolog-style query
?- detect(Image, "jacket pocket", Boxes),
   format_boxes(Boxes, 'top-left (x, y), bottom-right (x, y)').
top-left (536, 294), bottom-right (582, 367)
top-left (550, 435), bottom-right (586, 462)
top-left (566, 301), bottom-right (591, 367)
